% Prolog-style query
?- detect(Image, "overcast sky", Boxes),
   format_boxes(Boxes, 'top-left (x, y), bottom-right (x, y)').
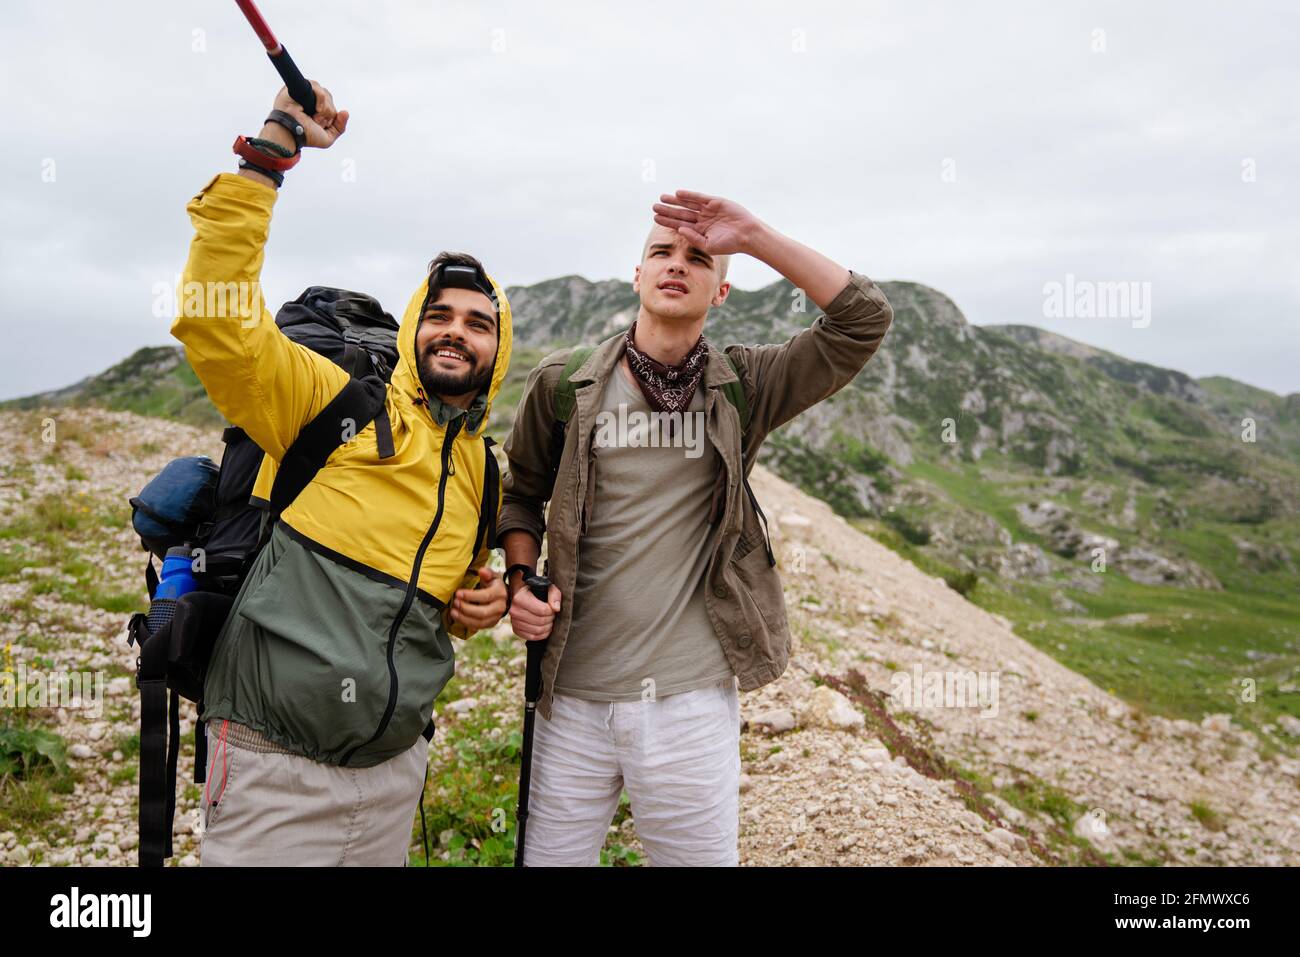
top-left (2, 0), bottom-right (1297, 400)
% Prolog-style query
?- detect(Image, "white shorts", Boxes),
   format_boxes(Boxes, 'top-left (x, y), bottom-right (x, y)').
top-left (522, 677), bottom-right (741, 867)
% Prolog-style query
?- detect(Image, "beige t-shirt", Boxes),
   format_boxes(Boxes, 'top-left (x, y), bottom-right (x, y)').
top-left (555, 366), bottom-right (735, 701)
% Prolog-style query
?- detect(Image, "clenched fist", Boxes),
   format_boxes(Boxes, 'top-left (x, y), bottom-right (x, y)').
top-left (270, 80), bottom-right (349, 148)
top-left (509, 580), bottom-right (563, 643)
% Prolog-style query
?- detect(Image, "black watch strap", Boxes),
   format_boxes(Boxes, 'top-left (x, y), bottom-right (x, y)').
top-left (265, 109), bottom-right (307, 154)
top-left (237, 157), bottom-right (284, 188)
top-left (504, 563), bottom-right (534, 610)
top-left (505, 563), bottom-right (534, 588)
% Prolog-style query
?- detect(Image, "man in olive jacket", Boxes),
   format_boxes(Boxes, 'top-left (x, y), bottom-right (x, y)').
top-left (499, 189), bottom-right (894, 866)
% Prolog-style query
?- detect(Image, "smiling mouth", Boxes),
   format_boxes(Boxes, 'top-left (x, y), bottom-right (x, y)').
top-left (431, 347), bottom-right (472, 364)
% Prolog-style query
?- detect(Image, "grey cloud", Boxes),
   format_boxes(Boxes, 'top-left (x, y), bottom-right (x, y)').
top-left (1, 0), bottom-right (1296, 400)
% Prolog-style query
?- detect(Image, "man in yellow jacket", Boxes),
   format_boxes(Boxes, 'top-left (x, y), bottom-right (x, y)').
top-left (173, 80), bottom-right (510, 865)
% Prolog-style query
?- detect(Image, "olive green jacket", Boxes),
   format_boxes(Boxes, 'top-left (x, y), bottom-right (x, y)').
top-left (499, 271), bottom-right (894, 720)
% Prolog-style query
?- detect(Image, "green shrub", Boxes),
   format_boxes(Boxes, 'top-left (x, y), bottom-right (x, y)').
top-left (944, 570), bottom-right (979, 597)
top-left (0, 723), bottom-right (69, 781)
top-left (883, 510), bottom-right (931, 545)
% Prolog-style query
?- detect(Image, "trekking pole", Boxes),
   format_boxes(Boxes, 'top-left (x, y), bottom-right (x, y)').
top-left (233, 0), bottom-right (318, 116)
top-left (513, 574), bottom-right (551, 867)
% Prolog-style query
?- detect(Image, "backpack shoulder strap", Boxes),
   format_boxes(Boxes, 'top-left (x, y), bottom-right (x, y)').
top-left (720, 352), bottom-right (773, 563)
top-left (721, 353), bottom-right (750, 433)
top-left (547, 346), bottom-right (595, 482)
top-left (472, 435), bottom-right (499, 555)
top-left (553, 347), bottom-right (595, 425)
top-left (268, 375), bottom-right (390, 516)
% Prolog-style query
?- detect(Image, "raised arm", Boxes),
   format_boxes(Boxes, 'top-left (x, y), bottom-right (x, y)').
top-left (654, 190), bottom-right (894, 440)
top-left (172, 81), bottom-right (355, 460)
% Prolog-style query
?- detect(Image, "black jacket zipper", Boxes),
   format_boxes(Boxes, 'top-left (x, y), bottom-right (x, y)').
top-left (341, 416), bottom-right (463, 766)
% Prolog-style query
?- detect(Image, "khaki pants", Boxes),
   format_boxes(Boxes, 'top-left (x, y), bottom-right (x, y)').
top-left (199, 719), bottom-right (430, 867)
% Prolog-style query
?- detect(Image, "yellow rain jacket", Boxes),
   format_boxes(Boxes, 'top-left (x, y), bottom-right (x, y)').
top-left (172, 172), bottom-right (511, 766)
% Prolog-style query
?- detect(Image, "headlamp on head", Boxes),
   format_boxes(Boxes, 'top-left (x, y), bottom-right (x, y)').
top-left (429, 263), bottom-right (499, 311)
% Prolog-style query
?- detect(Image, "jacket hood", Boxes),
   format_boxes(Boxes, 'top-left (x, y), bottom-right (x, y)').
top-left (388, 270), bottom-right (512, 437)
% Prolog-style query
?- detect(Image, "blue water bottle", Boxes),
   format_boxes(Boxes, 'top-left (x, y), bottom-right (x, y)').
top-left (145, 546), bottom-right (199, 637)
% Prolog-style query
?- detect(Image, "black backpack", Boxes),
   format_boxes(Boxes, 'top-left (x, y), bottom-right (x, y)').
top-left (200, 286), bottom-right (405, 591)
top-left (126, 287), bottom-right (500, 867)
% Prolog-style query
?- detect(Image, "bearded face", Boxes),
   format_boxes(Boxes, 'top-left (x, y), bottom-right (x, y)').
top-left (413, 287), bottom-right (498, 402)
top-left (417, 336), bottom-right (494, 398)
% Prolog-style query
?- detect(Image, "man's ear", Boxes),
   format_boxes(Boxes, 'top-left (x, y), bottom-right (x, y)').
top-left (632, 263), bottom-right (642, 294)
top-left (712, 280), bottom-right (732, 307)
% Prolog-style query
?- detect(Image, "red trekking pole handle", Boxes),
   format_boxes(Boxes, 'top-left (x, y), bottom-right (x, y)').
top-left (234, 0), bottom-right (317, 117)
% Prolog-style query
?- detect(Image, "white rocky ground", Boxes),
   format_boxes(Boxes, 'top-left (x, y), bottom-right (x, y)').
top-left (732, 468), bottom-right (1299, 866)
top-left (1, 408), bottom-right (1297, 867)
